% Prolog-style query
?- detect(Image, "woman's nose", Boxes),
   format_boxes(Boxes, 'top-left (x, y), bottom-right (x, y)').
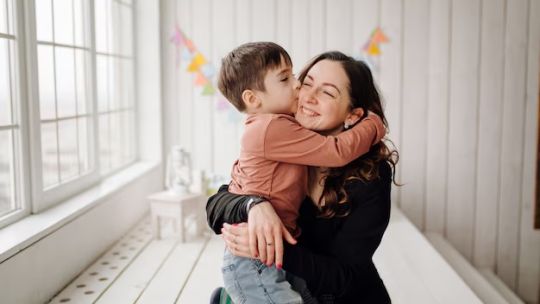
top-left (305, 88), bottom-right (318, 104)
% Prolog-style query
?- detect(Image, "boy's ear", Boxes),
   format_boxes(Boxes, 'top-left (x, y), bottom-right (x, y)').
top-left (345, 107), bottom-right (364, 126)
top-left (241, 89), bottom-right (261, 110)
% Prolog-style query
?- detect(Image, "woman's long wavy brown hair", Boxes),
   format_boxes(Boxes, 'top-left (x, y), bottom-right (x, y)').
top-left (297, 51), bottom-right (400, 218)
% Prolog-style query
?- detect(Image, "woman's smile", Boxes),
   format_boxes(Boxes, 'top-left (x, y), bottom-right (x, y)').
top-left (299, 105), bottom-right (319, 117)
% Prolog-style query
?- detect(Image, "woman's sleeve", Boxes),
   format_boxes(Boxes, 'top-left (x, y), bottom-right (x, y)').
top-left (282, 170), bottom-right (391, 297)
top-left (205, 185), bottom-right (251, 234)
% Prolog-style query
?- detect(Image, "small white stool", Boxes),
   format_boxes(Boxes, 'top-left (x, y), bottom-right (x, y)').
top-left (148, 191), bottom-right (206, 242)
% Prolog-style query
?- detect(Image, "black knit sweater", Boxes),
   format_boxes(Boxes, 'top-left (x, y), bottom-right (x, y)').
top-left (206, 161), bottom-right (393, 304)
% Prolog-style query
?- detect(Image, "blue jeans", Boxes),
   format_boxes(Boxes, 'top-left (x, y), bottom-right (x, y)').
top-left (222, 249), bottom-right (312, 304)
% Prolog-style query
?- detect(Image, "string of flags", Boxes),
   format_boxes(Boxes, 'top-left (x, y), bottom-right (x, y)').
top-left (170, 24), bottom-right (240, 122)
top-left (357, 27), bottom-right (389, 71)
top-left (170, 24), bottom-right (216, 96)
top-left (170, 24), bottom-right (389, 119)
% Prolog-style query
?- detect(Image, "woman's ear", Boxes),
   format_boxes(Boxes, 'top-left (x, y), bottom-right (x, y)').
top-left (241, 89), bottom-right (261, 111)
top-left (344, 107), bottom-right (365, 127)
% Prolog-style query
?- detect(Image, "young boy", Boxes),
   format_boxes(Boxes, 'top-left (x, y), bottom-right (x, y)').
top-left (216, 42), bottom-right (385, 304)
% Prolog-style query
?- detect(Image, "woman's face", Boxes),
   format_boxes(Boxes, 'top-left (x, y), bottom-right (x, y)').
top-left (295, 59), bottom-right (352, 135)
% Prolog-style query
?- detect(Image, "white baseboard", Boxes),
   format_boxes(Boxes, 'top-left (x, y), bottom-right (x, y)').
top-left (426, 232), bottom-right (523, 304)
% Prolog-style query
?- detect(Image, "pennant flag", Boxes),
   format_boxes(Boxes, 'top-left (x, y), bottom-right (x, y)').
top-left (372, 28), bottom-right (389, 44)
top-left (194, 72), bottom-right (208, 86)
top-left (187, 53), bottom-right (207, 72)
top-left (184, 38), bottom-right (197, 52)
top-left (181, 48), bottom-right (192, 61)
top-left (361, 27), bottom-right (389, 57)
top-left (201, 64), bottom-right (215, 78)
top-left (366, 41), bottom-right (381, 56)
top-left (202, 83), bottom-right (216, 95)
top-left (216, 98), bottom-right (230, 111)
top-left (170, 24), bottom-right (185, 47)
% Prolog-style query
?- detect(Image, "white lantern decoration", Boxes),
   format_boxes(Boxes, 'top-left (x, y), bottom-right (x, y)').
top-left (166, 146), bottom-right (192, 194)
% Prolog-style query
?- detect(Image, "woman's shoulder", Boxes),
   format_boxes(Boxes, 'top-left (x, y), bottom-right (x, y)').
top-left (344, 161), bottom-right (392, 203)
top-left (347, 161), bottom-right (392, 188)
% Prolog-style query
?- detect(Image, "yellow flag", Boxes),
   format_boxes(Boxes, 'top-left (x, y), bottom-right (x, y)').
top-left (187, 53), bottom-right (207, 72)
top-left (366, 41), bottom-right (381, 56)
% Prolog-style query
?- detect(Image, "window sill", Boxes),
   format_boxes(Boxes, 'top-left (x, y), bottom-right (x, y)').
top-left (0, 161), bottom-right (161, 264)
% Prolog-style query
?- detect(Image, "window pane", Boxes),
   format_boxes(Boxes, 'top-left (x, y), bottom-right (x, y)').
top-left (78, 117), bottom-right (89, 173)
top-left (96, 55), bottom-right (109, 112)
top-left (94, 0), bottom-right (109, 53)
top-left (73, 0), bottom-right (86, 47)
top-left (110, 0), bottom-right (120, 55)
top-left (35, 0), bottom-right (53, 41)
top-left (109, 57), bottom-right (120, 110)
top-left (99, 114), bottom-right (110, 171)
top-left (38, 45), bottom-right (56, 120)
top-left (120, 110), bottom-right (132, 161)
top-left (58, 119), bottom-right (78, 181)
top-left (120, 4), bottom-right (132, 57)
top-left (75, 49), bottom-right (87, 115)
top-left (53, 0), bottom-right (74, 45)
top-left (0, 0), bottom-right (7, 35)
top-left (109, 112), bottom-right (121, 168)
top-left (55, 47), bottom-right (76, 118)
top-left (96, 0), bottom-right (136, 174)
top-left (121, 59), bottom-right (134, 108)
top-left (0, 130), bottom-right (14, 216)
top-left (0, 38), bottom-right (12, 126)
top-left (41, 122), bottom-right (59, 188)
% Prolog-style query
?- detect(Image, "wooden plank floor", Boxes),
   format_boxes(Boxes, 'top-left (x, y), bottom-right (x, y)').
top-left (49, 208), bottom-right (484, 304)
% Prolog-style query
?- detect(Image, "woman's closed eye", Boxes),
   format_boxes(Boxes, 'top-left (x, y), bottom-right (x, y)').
top-left (323, 91), bottom-right (335, 98)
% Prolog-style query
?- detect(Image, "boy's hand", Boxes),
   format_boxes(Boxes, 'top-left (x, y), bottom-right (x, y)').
top-left (222, 223), bottom-right (252, 258)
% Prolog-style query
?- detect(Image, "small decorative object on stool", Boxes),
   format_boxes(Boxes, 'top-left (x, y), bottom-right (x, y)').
top-left (166, 146), bottom-right (193, 195)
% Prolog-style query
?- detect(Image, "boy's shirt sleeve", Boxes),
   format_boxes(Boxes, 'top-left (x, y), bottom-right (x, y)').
top-left (262, 114), bottom-right (385, 167)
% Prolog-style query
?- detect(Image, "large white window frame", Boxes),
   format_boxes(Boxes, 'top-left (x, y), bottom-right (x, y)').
top-left (0, 0), bottom-right (32, 228)
top-left (0, 0), bottom-right (137, 223)
top-left (26, 0), bottom-right (100, 212)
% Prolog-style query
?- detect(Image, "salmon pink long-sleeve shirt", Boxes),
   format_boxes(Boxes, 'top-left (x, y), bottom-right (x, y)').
top-left (229, 113), bottom-right (385, 236)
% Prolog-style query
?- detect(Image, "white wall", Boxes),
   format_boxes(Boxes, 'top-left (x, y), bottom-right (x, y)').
top-left (160, 0), bottom-right (540, 302)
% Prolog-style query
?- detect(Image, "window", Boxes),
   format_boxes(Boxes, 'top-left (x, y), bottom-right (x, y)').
top-left (0, 0), bottom-right (137, 224)
top-left (35, 0), bottom-right (93, 190)
top-left (0, 0), bottom-right (24, 221)
top-left (95, 0), bottom-right (136, 174)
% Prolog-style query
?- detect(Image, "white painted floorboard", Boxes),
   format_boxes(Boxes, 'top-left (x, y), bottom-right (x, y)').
top-left (50, 209), bottom-right (493, 304)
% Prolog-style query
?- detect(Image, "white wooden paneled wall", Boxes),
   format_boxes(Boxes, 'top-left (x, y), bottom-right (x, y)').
top-left (160, 0), bottom-right (540, 302)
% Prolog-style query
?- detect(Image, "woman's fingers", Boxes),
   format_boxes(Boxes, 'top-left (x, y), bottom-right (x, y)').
top-left (257, 229), bottom-right (267, 263)
top-left (282, 225), bottom-right (297, 245)
top-left (274, 226), bottom-right (284, 269)
top-left (265, 228), bottom-right (275, 266)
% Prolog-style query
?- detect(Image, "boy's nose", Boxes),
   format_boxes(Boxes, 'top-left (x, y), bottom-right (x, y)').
top-left (294, 79), bottom-right (301, 91)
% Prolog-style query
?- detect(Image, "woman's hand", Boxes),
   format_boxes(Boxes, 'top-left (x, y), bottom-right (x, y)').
top-left (247, 202), bottom-right (296, 269)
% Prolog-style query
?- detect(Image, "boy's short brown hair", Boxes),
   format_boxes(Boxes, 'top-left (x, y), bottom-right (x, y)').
top-left (218, 42), bottom-right (292, 112)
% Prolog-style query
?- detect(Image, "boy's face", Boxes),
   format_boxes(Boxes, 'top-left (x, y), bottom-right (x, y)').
top-left (256, 56), bottom-right (299, 114)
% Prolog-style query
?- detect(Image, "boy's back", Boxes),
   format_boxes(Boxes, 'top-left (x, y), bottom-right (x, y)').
top-left (230, 113), bottom-right (307, 236)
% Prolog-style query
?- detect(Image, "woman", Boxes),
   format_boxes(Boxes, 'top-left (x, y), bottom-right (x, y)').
top-left (207, 51), bottom-right (398, 303)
